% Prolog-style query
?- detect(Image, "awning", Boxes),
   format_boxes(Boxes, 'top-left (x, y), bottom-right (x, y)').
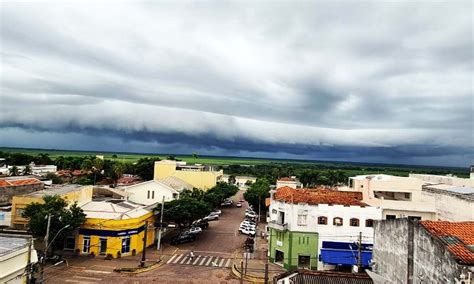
top-left (320, 241), bottom-right (372, 267)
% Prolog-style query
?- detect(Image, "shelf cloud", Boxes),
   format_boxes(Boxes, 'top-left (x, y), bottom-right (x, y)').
top-left (0, 1), bottom-right (472, 166)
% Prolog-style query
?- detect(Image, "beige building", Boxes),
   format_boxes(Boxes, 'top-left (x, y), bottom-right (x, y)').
top-left (153, 160), bottom-right (223, 190)
top-left (0, 234), bottom-right (37, 284)
top-left (346, 174), bottom-right (436, 220)
top-left (123, 180), bottom-right (182, 206)
top-left (276, 177), bottom-right (302, 189)
top-left (422, 184), bottom-right (474, 221)
top-left (410, 172), bottom-right (474, 187)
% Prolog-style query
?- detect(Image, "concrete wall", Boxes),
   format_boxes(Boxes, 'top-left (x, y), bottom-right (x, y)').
top-left (373, 219), bottom-right (471, 284)
top-left (422, 190), bottom-right (474, 221)
top-left (0, 183), bottom-right (44, 206)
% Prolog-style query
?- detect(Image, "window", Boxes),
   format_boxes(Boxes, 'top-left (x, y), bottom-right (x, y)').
top-left (122, 236), bottom-right (131, 254)
top-left (15, 208), bottom-right (24, 217)
top-left (152, 191), bottom-right (155, 199)
top-left (272, 209), bottom-right (277, 215)
top-left (275, 250), bottom-right (284, 265)
top-left (172, 193), bottom-right (178, 199)
top-left (404, 193), bottom-right (411, 200)
top-left (147, 190), bottom-right (150, 199)
top-left (297, 214), bottom-right (307, 226)
top-left (333, 217), bottom-right (343, 226)
top-left (64, 236), bottom-right (75, 250)
top-left (82, 236), bottom-right (90, 253)
top-left (318, 216), bottom-right (327, 225)
top-left (386, 215), bottom-right (396, 220)
top-left (350, 218), bottom-right (360, 227)
top-left (365, 219), bottom-right (374, 227)
top-left (298, 255), bottom-right (311, 269)
top-left (409, 216), bottom-right (421, 221)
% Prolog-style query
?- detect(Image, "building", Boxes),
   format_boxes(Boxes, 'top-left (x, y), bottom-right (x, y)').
top-left (158, 176), bottom-right (194, 192)
top-left (74, 200), bottom-right (155, 258)
top-left (0, 177), bottom-right (44, 206)
top-left (276, 177), bottom-right (302, 189)
top-left (11, 185), bottom-right (93, 229)
top-left (371, 219), bottom-right (474, 284)
top-left (0, 234), bottom-right (37, 284)
top-left (220, 175), bottom-right (257, 188)
top-left (410, 172), bottom-right (474, 187)
top-left (123, 180), bottom-right (182, 206)
top-left (422, 184), bottom-right (474, 221)
top-left (153, 160), bottom-right (223, 190)
top-left (30, 164), bottom-right (57, 176)
top-left (268, 186), bottom-right (381, 270)
top-left (347, 174), bottom-right (436, 220)
top-left (274, 270), bottom-right (374, 284)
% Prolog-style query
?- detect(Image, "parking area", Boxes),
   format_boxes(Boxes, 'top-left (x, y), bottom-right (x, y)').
top-left (44, 191), bottom-right (254, 283)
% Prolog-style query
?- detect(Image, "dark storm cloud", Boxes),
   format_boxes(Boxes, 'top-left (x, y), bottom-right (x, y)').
top-left (0, 1), bottom-right (472, 166)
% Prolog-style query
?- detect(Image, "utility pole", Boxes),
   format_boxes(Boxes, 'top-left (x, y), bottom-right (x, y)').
top-left (26, 236), bottom-right (32, 284)
top-left (40, 214), bottom-right (51, 283)
top-left (357, 231), bottom-right (362, 272)
top-left (264, 250), bottom-right (269, 284)
top-left (258, 194), bottom-right (261, 223)
top-left (140, 221), bottom-right (149, 267)
top-left (157, 196), bottom-right (165, 251)
top-left (244, 252), bottom-right (248, 275)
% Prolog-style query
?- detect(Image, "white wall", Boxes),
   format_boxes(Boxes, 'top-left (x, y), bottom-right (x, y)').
top-left (422, 190), bottom-right (474, 221)
top-left (124, 181), bottom-right (178, 206)
top-left (0, 243), bottom-right (37, 284)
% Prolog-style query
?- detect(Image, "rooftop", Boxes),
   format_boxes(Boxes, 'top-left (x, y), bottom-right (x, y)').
top-left (0, 177), bottom-right (42, 187)
top-left (274, 186), bottom-right (367, 207)
top-left (278, 177), bottom-right (299, 182)
top-left (158, 176), bottom-right (194, 191)
top-left (423, 184), bottom-right (474, 201)
top-left (420, 221), bottom-right (474, 265)
top-left (0, 235), bottom-right (29, 257)
top-left (275, 270), bottom-right (373, 284)
top-left (21, 184), bottom-right (88, 198)
top-left (81, 200), bottom-right (151, 220)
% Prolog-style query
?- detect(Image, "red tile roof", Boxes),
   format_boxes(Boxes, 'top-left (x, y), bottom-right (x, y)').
top-left (278, 177), bottom-right (297, 182)
top-left (0, 178), bottom-right (42, 187)
top-left (274, 186), bottom-right (366, 206)
top-left (420, 221), bottom-right (474, 265)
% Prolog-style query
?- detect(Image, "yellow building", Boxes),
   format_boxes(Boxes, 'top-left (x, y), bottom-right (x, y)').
top-left (153, 160), bottom-right (223, 190)
top-left (11, 185), bottom-right (93, 229)
top-left (75, 201), bottom-right (155, 258)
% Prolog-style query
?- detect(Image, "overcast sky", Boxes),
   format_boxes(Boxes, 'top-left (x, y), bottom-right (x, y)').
top-left (0, 1), bottom-right (472, 167)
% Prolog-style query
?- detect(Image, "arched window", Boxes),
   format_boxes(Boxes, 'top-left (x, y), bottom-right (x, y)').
top-left (350, 218), bottom-right (360, 227)
top-left (318, 216), bottom-right (327, 225)
top-left (365, 219), bottom-right (374, 227)
top-left (333, 217), bottom-right (343, 226)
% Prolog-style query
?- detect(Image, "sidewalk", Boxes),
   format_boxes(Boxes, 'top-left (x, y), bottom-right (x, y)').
top-left (231, 223), bottom-right (286, 283)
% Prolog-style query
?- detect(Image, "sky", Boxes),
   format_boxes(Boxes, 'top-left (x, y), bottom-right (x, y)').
top-left (0, 1), bottom-right (472, 167)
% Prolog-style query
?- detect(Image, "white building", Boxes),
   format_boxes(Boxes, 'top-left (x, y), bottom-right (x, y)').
top-left (267, 186), bottom-right (381, 270)
top-left (346, 174), bottom-right (436, 220)
top-left (276, 177), bottom-right (302, 189)
top-left (422, 184), bottom-right (474, 221)
top-left (220, 175), bottom-right (257, 188)
top-left (123, 180), bottom-right (182, 206)
top-left (409, 172), bottom-right (474, 187)
top-left (30, 164), bottom-right (57, 175)
top-left (0, 234), bottom-right (37, 284)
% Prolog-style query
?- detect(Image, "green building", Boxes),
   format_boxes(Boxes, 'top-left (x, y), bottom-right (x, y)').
top-left (268, 225), bottom-right (319, 270)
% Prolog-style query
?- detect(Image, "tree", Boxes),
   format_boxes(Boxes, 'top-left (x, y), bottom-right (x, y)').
top-left (22, 195), bottom-right (86, 252)
top-left (35, 153), bottom-right (53, 165)
top-left (192, 152), bottom-right (198, 159)
top-left (46, 173), bottom-right (63, 184)
top-left (92, 158), bottom-right (104, 185)
top-left (228, 175), bottom-right (236, 185)
top-left (156, 198), bottom-right (211, 228)
top-left (111, 154), bottom-right (118, 159)
top-left (8, 166), bottom-right (19, 176)
top-left (202, 183), bottom-right (239, 208)
top-left (80, 159), bottom-right (93, 173)
top-left (180, 188), bottom-right (206, 200)
top-left (22, 164), bottom-right (32, 175)
top-left (132, 157), bottom-right (160, 180)
top-left (112, 162), bottom-right (126, 186)
top-left (243, 178), bottom-right (270, 213)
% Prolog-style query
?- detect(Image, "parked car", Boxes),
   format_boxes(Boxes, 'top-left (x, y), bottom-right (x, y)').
top-left (185, 226), bottom-right (203, 235)
top-left (212, 209), bottom-right (222, 216)
top-left (236, 202), bottom-right (242, 207)
top-left (245, 208), bottom-right (255, 213)
top-left (171, 233), bottom-right (196, 245)
top-left (239, 227), bottom-right (256, 236)
top-left (241, 221), bottom-right (256, 227)
top-left (204, 213), bottom-right (219, 221)
top-left (192, 219), bottom-right (209, 229)
top-left (245, 212), bottom-right (257, 218)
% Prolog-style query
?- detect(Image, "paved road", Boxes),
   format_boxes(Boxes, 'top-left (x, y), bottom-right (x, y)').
top-left (44, 191), bottom-right (250, 283)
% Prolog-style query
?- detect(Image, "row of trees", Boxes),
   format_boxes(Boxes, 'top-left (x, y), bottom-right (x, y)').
top-left (157, 183), bottom-right (239, 228)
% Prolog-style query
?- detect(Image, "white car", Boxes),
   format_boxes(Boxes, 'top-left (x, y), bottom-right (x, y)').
top-left (204, 214), bottom-right (219, 221)
top-left (245, 212), bottom-right (257, 218)
top-left (185, 227), bottom-right (203, 235)
top-left (239, 227), bottom-right (256, 236)
top-left (241, 221), bottom-right (256, 228)
top-left (212, 209), bottom-right (222, 216)
top-left (236, 202), bottom-right (242, 207)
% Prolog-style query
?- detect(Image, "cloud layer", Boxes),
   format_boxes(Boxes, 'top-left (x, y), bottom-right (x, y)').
top-left (1, 1), bottom-right (473, 166)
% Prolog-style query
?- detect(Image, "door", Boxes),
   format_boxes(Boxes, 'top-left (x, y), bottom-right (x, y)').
top-left (82, 236), bottom-right (90, 253)
top-left (99, 238), bottom-right (107, 255)
top-left (275, 250), bottom-right (284, 265)
top-left (122, 236), bottom-right (131, 254)
top-left (298, 255), bottom-right (311, 269)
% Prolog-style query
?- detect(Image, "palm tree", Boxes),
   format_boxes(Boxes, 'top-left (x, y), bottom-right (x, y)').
top-left (80, 159), bottom-right (93, 173)
top-left (22, 164), bottom-right (32, 175)
top-left (112, 162), bottom-right (126, 186)
top-left (92, 158), bottom-right (104, 185)
top-left (9, 166), bottom-right (19, 176)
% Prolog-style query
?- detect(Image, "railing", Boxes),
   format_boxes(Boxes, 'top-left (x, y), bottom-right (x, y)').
top-left (267, 220), bottom-right (288, 231)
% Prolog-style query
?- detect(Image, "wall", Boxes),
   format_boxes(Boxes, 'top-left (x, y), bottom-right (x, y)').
top-left (422, 190), bottom-right (474, 221)
top-left (0, 240), bottom-right (37, 284)
top-left (0, 183), bottom-right (44, 206)
top-left (125, 181), bottom-right (177, 206)
top-left (76, 212), bottom-right (155, 258)
top-left (381, 209), bottom-right (435, 220)
top-left (269, 228), bottom-right (318, 270)
top-left (410, 173), bottom-right (474, 187)
top-left (154, 161), bottom-right (223, 190)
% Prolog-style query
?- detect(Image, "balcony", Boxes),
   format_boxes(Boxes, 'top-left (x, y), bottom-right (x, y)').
top-left (268, 220), bottom-right (288, 231)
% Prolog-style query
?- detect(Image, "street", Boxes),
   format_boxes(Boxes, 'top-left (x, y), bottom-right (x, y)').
top-left (43, 191), bottom-right (259, 283)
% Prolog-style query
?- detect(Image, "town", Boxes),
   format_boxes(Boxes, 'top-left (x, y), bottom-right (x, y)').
top-left (0, 154), bottom-right (472, 283)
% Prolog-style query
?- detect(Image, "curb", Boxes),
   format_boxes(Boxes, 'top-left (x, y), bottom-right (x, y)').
top-left (231, 264), bottom-right (265, 284)
top-left (113, 259), bottom-right (163, 274)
